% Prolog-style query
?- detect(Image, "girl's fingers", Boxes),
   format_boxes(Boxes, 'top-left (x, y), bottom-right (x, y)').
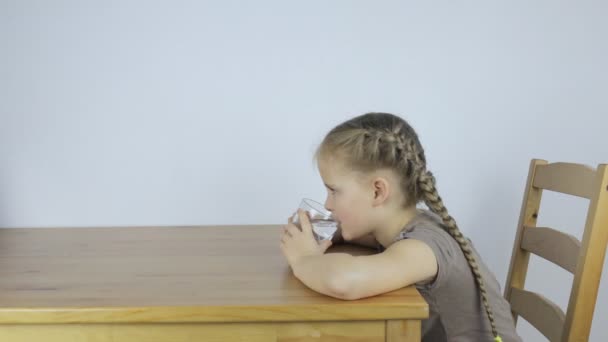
top-left (286, 224), bottom-right (300, 237)
top-left (288, 213), bottom-right (299, 226)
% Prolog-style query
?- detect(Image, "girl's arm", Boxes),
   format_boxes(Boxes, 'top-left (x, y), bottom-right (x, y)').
top-left (292, 238), bottom-right (438, 300)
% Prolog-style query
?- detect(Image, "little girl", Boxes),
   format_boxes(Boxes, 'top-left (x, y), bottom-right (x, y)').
top-left (279, 112), bottom-right (522, 342)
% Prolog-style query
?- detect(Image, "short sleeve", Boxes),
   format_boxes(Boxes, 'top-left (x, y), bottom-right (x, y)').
top-left (399, 224), bottom-right (461, 290)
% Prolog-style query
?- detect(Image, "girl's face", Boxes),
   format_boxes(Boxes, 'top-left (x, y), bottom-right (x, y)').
top-left (317, 157), bottom-right (375, 241)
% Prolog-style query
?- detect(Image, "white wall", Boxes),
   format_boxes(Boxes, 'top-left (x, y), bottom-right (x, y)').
top-left (1, 1), bottom-right (606, 340)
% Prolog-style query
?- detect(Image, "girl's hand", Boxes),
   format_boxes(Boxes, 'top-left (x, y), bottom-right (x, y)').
top-left (280, 209), bottom-right (333, 268)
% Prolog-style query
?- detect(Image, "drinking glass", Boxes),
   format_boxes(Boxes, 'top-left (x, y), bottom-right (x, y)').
top-left (291, 198), bottom-right (339, 242)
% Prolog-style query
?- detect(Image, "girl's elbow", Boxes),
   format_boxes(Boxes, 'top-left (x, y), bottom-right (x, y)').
top-left (326, 272), bottom-right (361, 300)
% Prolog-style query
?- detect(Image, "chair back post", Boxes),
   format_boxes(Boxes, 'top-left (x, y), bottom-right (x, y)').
top-left (562, 164), bottom-right (608, 342)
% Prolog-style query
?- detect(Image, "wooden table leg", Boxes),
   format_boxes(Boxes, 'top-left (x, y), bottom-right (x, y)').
top-left (386, 319), bottom-right (421, 341)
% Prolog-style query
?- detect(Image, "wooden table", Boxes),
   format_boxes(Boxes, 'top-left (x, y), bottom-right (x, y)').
top-left (0, 225), bottom-right (428, 341)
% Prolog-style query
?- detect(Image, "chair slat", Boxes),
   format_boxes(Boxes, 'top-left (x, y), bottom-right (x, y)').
top-left (533, 162), bottom-right (596, 199)
top-left (521, 226), bottom-right (581, 274)
top-left (510, 287), bottom-right (565, 342)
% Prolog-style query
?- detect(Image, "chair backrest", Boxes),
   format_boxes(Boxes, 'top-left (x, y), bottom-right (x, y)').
top-left (504, 159), bottom-right (608, 342)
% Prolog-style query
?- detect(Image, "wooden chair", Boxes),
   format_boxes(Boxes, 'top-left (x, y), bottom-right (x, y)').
top-left (504, 159), bottom-right (608, 342)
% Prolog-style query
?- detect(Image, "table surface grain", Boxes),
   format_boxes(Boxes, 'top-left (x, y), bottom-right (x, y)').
top-left (0, 225), bottom-right (428, 324)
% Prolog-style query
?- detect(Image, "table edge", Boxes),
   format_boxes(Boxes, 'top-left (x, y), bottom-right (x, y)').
top-left (0, 303), bottom-right (429, 324)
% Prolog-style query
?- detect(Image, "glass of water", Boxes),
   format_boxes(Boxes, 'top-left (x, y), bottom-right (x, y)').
top-left (291, 198), bottom-right (339, 242)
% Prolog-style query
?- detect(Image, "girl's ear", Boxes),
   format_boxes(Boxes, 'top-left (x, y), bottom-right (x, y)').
top-left (371, 177), bottom-right (390, 207)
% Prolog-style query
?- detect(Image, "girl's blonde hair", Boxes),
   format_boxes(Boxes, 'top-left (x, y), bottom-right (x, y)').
top-left (314, 112), bottom-right (500, 340)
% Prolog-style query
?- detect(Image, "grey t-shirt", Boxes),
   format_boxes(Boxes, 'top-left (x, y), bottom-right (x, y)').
top-left (377, 209), bottom-right (522, 342)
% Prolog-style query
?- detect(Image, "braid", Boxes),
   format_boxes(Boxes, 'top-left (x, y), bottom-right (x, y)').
top-left (362, 129), bottom-right (413, 170)
top-left (418, 170), bottom-right (500, 340)
top-left (363, 129), bottom-right (406, 163)
top-left (363, 129), bottom-right (425, 203)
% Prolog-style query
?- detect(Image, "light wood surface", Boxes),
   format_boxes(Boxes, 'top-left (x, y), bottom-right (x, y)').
top-left (386, 320), bottom-right (421, 341)
top-left (509, 287), bottom-right (565, 342)
top-left (562, 164), bottom-right (608, 341)
top-left (532, 162), bottom-right (596, 199)
top-left (520, 226), bottom-right (581, 274)
top-left (504, 160), bottom-right (608, 342)
top-left (0, 321), bottom-right (388, 342)
top-left (504, 159), bottom-right (545, 308)
top-left (0, 224), bottom-right (428, 341)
